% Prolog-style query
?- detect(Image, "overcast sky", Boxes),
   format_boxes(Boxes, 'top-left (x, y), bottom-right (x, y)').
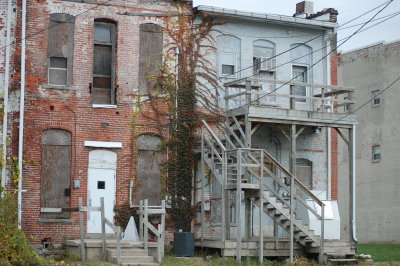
top-left (193, 0), bottom-right (400, 52)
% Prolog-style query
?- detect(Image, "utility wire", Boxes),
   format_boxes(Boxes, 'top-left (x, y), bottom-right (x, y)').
top-left (234, 0), bottom-right (394, 108)
top-left (0, 0), bottom-right (113, 51)
top-left (205, 0), bottom-right (395, 89)
top-left (335, 76), bottom-right (400, 123)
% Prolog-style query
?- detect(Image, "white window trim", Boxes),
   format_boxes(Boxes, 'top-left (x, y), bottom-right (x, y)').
top-left (92, 104), bottom-right (118, 109)
top-left (371, 90), bottom-right (381, 107)
top-left (219, 51), bottom-right (237, 78)
top-left (291, 64), bottom-right (310, 105)
top-left (48, 59), bottom-right (68, 86)
top-left (84, 141), bottom-right (122, 148)
top-left (372, 144), bottom-right (381, 162)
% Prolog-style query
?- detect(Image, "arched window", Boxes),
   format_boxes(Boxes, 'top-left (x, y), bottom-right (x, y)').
top-left (41, 129), bottom-right (72, 219)
top-left (139, 23), bottom-right (163, 93)
top-left (296, 158), bottom-right (313, 189)
top-left (217, 35), bottom-right (241, 78)
top-left (253, 40), bottom-right (275, 73)
top-left (253, 40), bottom-right (276, 104)
top-left (291, 44), bottom-right (312, 103)
top-left (136, 135), bottom-right (162, 205)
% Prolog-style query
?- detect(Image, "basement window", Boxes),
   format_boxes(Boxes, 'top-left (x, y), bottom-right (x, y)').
top-left (372, 145), bottom-right (381, 162)
top-left (372, 90), bottom-right (381, 107)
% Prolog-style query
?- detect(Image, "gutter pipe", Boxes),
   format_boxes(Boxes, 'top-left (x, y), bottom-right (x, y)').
top-left (352, 125), bottom-right (357, 242)
top-left (17, 0), bottom-right (27, 229)
top-left (1, 0), bottom-right (13, 194)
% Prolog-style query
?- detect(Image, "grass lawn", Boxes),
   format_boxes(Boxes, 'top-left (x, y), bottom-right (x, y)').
top-left (358, 244), bottom-right (400, 262)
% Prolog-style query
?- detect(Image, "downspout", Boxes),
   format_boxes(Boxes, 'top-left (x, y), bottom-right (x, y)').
top-left (17, 0), bottom-right (27, 229)
top-left (1, 0), bottom-right (13, 193)
top-left (352, 125), bottom-right (357, 242)
top-left (323, 30), bottom-right (332, 200)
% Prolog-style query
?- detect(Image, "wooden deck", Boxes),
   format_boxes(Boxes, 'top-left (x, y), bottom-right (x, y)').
top-left (196, 238), bottom-right (355, 258)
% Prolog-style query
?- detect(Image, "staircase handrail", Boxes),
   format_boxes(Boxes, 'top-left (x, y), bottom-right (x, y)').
top-left (201, 120), bottom-right (227, 152)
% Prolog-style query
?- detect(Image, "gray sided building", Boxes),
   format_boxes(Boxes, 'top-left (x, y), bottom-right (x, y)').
top-left (339, 41), bottom-right (400, 243)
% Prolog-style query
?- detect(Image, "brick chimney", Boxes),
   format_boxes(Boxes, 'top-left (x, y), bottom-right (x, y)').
top-left (295, 1), bottom-right (314, 17)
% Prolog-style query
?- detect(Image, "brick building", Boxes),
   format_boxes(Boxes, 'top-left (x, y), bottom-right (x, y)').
top-left (1, 0), bottom-right (358, 261)
top-left (1, 0), bottom-right (191, 244)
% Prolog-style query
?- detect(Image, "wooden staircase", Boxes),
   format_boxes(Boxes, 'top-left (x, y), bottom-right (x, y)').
top-left (200, 120), bottom-right (355, 263)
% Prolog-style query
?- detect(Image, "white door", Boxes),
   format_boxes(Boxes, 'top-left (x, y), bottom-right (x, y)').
top-left (87, 168), bottom-right (116, 233)
top-left (87, 150), bottom-right (117, 233)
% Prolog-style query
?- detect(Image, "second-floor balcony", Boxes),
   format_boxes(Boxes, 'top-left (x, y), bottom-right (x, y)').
top-left (224, 77), bottom-right (357, 128)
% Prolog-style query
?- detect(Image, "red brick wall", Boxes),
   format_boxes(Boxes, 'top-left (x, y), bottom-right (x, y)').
top-left (8, 0), bottom-right (180, 243)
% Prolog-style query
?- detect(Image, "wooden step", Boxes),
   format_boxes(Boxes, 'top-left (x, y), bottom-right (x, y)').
top-left (107, 248), bottom-right (148, 257)
top-left (110, 255), bottom-right (155, 264)
top-left (328, 258), bottom-right (358, 264)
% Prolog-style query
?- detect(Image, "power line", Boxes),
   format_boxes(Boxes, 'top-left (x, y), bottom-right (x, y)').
top-left (236, 0), bottom-right (394, 108)
top-left (335, 76), bottom-right (400, 123)
top-left (205, 0), bottom-right (395, 89)
top-left (0, 0), bottom-right (114, 51)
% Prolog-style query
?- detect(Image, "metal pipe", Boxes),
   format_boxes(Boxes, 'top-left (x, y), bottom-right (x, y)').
top-left (352, 125), bottom-right (358, 242)
top-left (17, 0), bottom-right (27, 229)
top-left (1, 0), bottom-right (13, 193)
top-left (129, 180), bottom-right (134, 208)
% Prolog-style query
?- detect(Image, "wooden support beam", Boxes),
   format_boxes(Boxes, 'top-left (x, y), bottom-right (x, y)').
top-left (245, 80), bottom-right (252, 147)
top-left (79, 197), bottom-right (85, 262)
top-left (100, 197), bottom-right (106, 260)
top-left (279, 126), bottom-right (290, 141)
top-left (236, 149), bottom-right (242, 263)
top-left (251, 123), bottom-right (262, 136)
top-left (201, 129), bottom-right (205, 248)
top-left (259, 151), bottom-right (264, 264)
top-left (295, 127), bottom-right (305, 138)
top-left (289, 124), bottom-right (296, 264)
top-left (335, 128), bottom-right (349, 146)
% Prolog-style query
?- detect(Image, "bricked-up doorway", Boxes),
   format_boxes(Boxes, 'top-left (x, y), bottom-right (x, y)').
top-left (135, 135), bottom-right (162, 205)
top-left (87, 150), bottom-right (117, 233)
top-left (41, 129), bottom-right (72, 219)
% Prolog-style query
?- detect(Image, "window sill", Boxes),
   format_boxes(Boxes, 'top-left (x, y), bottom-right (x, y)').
top-left (92, 104), bottom-right (117, 109)
top-left (39, 218), bottom-right (74, 224)
top-left (42, 85), bottom-right (76, 91)
top-left (372, 159), bottom-right (381, 163)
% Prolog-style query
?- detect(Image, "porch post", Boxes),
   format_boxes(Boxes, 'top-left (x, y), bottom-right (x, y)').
top-left (289, 124), bottom-right (297, 263)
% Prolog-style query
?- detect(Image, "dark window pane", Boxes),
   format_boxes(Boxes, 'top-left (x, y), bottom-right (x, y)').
top-left (94, 24), bottom-right (111, 42)
top-left (93, 77), bottom-right (111, 89)
top-left (50, 57), bottom-right (67, 68)
top-left (49, 69), bottom-right (67, 85)
top-left (94, 45), bottom-right (112, 75)
top-left (98, 181), bottom-right (105, 189)
top-left (222, 64), bottom-right (234, 75)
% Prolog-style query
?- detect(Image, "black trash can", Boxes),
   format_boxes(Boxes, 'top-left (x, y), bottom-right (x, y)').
top-left (173, 231), bottom-right (194, 257)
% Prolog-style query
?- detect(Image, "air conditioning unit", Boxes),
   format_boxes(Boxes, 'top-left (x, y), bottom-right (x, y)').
top-left (258, 57), bottom-right (276, 72)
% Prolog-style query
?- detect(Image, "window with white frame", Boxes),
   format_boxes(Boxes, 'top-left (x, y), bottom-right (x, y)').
top-left (48, 57), bottom-right (68, 86)
top-left (220, 52), bottom-right (236, 75)
top-left (372, 90), bottom-right (381, 106)
top-left (291, 44), bottom-right (312, 103)
top-left (372, 145), bottom-right (381, 162)
top-left (217, 35), bottom-right (241, 78)
top-left (253, 40), bottom-right (275, 73)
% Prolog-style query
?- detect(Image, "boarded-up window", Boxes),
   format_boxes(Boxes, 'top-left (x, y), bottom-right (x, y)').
top-left (138, 23), bottom-right (163, 93)
top-left (135, 135), bottom-right (162, 205)
top-left (41, 129), bottom-right (72, 219)
top-left (93, 20), bottom-right (116, 104)
top-left (296, 158), bottom-right (312, 190)
top-left (48, 13), bottom-right (75, 86)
